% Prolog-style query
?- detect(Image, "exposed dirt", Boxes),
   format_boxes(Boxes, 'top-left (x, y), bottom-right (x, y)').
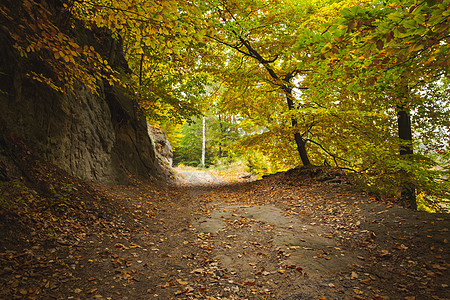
top-left (0, 163), bottom-right (449, 299)
top-left (176, 167), bottom-right (223, 186)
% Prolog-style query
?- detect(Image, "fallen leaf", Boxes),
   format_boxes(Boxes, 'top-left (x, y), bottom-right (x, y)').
top-left (115, 243), bottom-right (128, 249)
top-left (432, 264), bottom-right (447, 271)
top-left (285, 265), bottom-right (297, 269)
top-left (242, 280), bottom-right (256, 286)
top-left (176, 279), bottom-right (188, 285)
top-left (393, 244), bottom-right (408, 250)
top-left (191, 268), bottom-right (205, 274)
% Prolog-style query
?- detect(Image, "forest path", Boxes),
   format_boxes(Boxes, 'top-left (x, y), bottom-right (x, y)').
top-left (1, 168), bottom-right (448, 299)
top-left (175, 166), bottom-right (224, 186)
top-left (84, 169), bottom-right (449, 299)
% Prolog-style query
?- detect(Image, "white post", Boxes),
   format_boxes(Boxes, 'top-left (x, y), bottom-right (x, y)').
top-left (201, 116), bottom-right (206, 168)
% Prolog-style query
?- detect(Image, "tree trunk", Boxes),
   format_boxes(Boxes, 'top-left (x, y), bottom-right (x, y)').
top-left (201, 116), bottom-right (206, 168)
top-left (218, 115), bottom-right (223, 157)
top-left (284, 86), bottom-right (312, 166)
top-left (227, 34), bottom-right (313, 166)
top-left (224, 34), bottom-right (312, 167)
top-left (397, 104), bottom-right (417, 209)
top-left (139, 53), bottom-right (144, 87)
top-left (293, 131), bottom-right (311, 166)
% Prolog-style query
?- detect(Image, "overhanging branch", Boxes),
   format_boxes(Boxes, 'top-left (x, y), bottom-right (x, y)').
top-left (305, 138), bottom-right (351, 166)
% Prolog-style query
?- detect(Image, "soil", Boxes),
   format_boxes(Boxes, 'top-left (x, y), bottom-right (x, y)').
top-left (0, 165), bottom-right (449, 299)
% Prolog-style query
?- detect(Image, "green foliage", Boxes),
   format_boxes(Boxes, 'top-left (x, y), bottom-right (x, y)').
top-left (188, 0), bottom-right (449, 207)
top-left (278, 0), bottom-right (446, 204)
top-left (245, 152), bottom-right (273, 178)
top-left (1, 0), bottom-right (207, 122)
top-left (4, 0), bottom-right (449, 209)
top-left (49, 183), bottom-right (73, 212)
top-left (0, 180), bottom-right (37, 209)
top-left (70, 0), bottom-right (209, 123)
top-left (173, 115), bottom-right (241, 167)
top-left (0, 0), bottom-right (118, 94)
top-left (173, 117), bottom-right (206, 167)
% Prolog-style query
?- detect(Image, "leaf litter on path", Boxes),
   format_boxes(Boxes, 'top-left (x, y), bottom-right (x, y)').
top-left (0, 167), bottom-right (449, 299)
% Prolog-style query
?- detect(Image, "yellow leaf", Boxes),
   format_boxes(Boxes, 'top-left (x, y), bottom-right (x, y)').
top-left (161, 282), bottom-right (170, 288)
top-left (409, 43), bottom-right (424, 52)
top-left (176, 279), bottom-right (188, 285)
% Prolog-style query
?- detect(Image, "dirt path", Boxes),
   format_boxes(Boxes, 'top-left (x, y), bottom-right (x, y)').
top-left (175, 167), bottom-right (224, 186)
top-left (87, 169), bottom-right (449, 299)
top-left (1, 168), bottom-right (449, 299)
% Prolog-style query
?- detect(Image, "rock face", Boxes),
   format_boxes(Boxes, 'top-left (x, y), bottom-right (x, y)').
top-left (0, 78), bottom-right (162, 184)
top-left (148, 125), bottom-right (174, 168)
top-left (0, 15), bottom-right (164, 183)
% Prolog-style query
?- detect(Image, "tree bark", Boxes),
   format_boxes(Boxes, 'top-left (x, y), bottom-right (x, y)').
top-left (294, 131), bottom-right (311, 166)
top-left (218, 115), bottom-right (223, 158)
top-left (139, 53), bottom-right (144, 87)
top-left (283, 86), bottom-right (312, 166)
top-left (397, 104), bottom-right (417, 209)
top-left (201, 116), bottom-right (206, 168)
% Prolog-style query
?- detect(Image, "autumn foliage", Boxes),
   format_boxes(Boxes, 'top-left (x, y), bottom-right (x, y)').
top-left (1, 0), bottom-right (449, 209)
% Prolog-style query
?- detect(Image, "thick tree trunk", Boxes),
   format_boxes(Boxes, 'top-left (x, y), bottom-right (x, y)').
top-left (397, 104), bottom-right (417, 209)
top-left (284, 86), bottom-right (312, 166)
top-left (294, 131), bottom-right (311, 166)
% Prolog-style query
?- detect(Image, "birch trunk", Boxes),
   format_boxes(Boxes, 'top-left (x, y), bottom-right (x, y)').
top-left (201, 116), bottom-right (206, 168)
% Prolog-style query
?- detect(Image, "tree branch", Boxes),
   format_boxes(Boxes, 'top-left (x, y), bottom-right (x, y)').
top-left (305, 138), bottom-right (352, 167)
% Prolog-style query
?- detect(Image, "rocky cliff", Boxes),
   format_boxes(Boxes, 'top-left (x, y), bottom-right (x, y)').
top-left (148, 125), bottom-right (174, 168)
top-left (0, 4), bottom-right (165, 184)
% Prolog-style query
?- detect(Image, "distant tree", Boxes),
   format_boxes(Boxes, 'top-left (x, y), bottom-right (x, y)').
top-left (173, 115), bottom-right (240, 167)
